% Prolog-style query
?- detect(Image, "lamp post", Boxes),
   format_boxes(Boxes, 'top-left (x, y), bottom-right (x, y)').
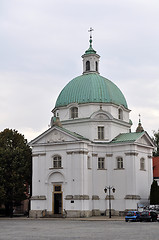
top-left (104, 186), bottom-right (115, 218)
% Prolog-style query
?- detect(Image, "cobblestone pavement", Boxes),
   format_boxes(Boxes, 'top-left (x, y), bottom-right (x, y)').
top-left (0, 217), bottom-right (159, 240)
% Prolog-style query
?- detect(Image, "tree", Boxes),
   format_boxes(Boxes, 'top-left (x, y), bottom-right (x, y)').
top-left (152, 129), bottom-right (159, 156)
top-left (0, 129), bottom-right (32, 216)
top-left (150, 180), bottom-right (159, 205)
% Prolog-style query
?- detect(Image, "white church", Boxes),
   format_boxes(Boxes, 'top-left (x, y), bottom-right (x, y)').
top-left (29, 32), bottom-right (154, 218)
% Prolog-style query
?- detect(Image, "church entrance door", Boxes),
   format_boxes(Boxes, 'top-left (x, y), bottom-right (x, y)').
top-left (52, 185), bottom-right (63, 215)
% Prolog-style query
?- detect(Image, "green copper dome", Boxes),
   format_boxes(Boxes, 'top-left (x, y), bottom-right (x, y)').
top-left (55, 73), bottom-right (128, 108)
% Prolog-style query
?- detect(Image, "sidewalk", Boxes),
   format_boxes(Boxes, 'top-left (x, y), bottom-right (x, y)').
top-left (0, 215), bottom-right (125, 221)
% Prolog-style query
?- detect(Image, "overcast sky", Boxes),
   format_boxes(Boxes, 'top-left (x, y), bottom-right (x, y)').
top-left (0, 0), bottom-right (159, 141)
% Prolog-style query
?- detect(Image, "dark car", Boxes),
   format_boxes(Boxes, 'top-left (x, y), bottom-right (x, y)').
top-left (140, 211), bottom-right (157, 222)
top-left (125, 211), bottom-right (140, 222)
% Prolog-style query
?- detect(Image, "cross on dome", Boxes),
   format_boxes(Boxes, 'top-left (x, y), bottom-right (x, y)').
top-left (88, 27), bottom-right (94, 48)
top-left (88, 27), bottom-right (94, 37)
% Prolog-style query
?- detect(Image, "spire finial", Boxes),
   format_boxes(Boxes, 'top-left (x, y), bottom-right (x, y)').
top-left (88, 27), bottom-right (94, 47)
top-left (139, 114), bottom-right (141, 123)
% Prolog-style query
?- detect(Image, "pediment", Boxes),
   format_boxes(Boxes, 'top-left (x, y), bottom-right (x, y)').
top-left (135, 133), bottom-right (154, 147)
top-left (90, 110), bottom-right (113, 120)
top-left (137, 136), bottom-right (150, 145)
top-left (29, 127), bottom-right (84, 145)
top-left (46, 129), bottom-right (70, 143)
top-left (94, 113), bottom-right (109, 120)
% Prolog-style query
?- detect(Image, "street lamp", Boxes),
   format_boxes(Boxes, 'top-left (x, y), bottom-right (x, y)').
top-left (104, 186), bottom-right (115, 218)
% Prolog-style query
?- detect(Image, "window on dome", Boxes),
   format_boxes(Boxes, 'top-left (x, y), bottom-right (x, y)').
top-left (118, 109), bottom-right (123, 120)
top-left (70, 107), bottom-right (78, 119)
top-left (96, 61), bottom-right (98, 71)
top-left (53, 155), bottom-right (62, 168)
top-left (98, 126), bottom-right (104, 140)
top-left (117, 157), bottom-right (123, 169)
top-left (86, 61), bottom-right (90, 71)
top-left (140, 158), bottom-right (145, 170)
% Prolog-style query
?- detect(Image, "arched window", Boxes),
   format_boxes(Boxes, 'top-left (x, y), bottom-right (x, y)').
top-left (53, 155), bottom-right (62, 168)
top-left (86, 61), bottom-right (90, 71)
top-left (117, 157), bottom-right (123, 169)
top-left (96, 61), bottom-right (98, 71)
top-left (118, 108), bottom-right (123, 120)
top-left (70, 107), bottom-right (78, 119)
top-left (140, 158), bottom-right (145, 170)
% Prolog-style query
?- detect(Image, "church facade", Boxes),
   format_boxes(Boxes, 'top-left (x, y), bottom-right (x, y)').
top-left (29, 34), bottom-right (154, 218)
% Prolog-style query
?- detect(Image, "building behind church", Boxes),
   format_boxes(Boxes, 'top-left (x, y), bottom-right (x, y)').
top-left (29, 33), bottom-right (154, 218)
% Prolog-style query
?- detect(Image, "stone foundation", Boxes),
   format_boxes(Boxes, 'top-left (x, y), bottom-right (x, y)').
top-left (29, 210), bottom-right (46, 218)
top-left (66, 210), bottom-right (92, 218)
top-left (92, 209), bottom-right (101, 216)
top-left (29, 209), bottom-right (127, 218)
top-left (105, 209), bottom-right (120, 216)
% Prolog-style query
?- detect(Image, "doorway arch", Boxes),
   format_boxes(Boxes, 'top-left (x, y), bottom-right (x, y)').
top-left (47, 172), bottom-right (65, 215)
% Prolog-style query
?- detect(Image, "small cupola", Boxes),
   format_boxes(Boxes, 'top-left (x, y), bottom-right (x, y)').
top-left (136, 114), bottom-right (144, 133)
top-left (82, 28), bottom-right (100, 74)
top-left (50, 114), bottom-right (62, 128)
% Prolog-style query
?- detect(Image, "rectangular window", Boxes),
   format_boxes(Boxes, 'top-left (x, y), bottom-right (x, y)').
top-left (140, 158), bottom-right (145, 170)
top-left (87, 156), bottom-right (91, 169)
top-left (98, 157), bottom-right (105, 169)
top-left (117, 157), bottom-right (123, 169)
top-left (53, 156), bottom-right (62, 168)
top-left (98, 126), bottom-right (104, 140)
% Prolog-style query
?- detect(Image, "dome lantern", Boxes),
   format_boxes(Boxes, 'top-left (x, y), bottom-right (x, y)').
top-left (82, 28), bottom-right (100, 74)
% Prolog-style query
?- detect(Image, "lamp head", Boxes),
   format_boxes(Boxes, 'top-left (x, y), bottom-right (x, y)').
top-left (104, 188), bottom-right (107, 193)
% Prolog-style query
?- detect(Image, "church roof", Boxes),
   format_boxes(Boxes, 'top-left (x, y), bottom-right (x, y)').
top-left (111, 132), bottom-right (144, 143)
top-left (55, 73), bottom-right (128, 108)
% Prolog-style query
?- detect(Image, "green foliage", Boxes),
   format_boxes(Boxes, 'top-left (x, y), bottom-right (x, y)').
top-left (152, 129), bottom-right (159, 156)
top-left (150, 180), bottom-right (159, 205)
top-left (0, 129), bottom-right (32, 215)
